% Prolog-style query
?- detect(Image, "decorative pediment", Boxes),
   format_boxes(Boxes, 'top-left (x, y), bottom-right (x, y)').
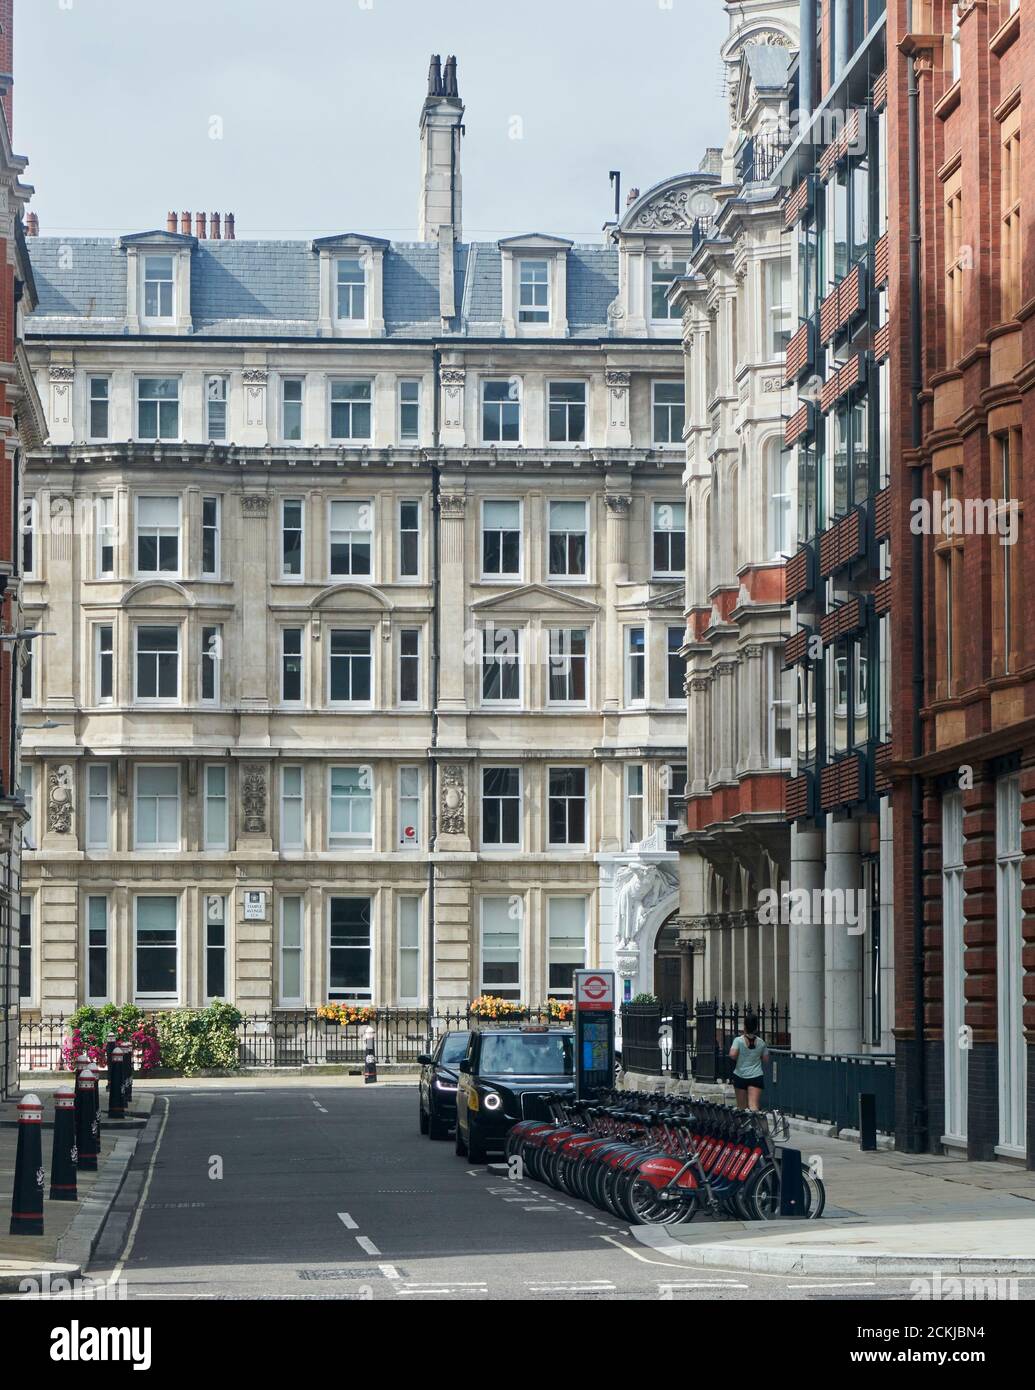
top-left (620, 175), bottom-right (720, 235)
top-left (311, 233), bottom-right (391, 254)
top-left (497, 233), bottom-right (573, 251)
top-left (310, 582), bottom-right (393, 612)
top-left (120, 580), bottom-right (194, 608)
top-left (649, 585), bottom-right (687, 611)
top-left (119, 229), bottom-right (195, 250)
top-left (470, 583), bottom-right (600, 616)
top-left (618, 584), bottom-right (685, 613)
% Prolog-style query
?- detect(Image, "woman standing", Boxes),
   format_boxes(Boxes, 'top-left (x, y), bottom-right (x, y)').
top-left (728, 1012), bottom-right (769, 1111)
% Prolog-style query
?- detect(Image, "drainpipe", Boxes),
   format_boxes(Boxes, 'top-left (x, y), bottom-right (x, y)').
top-left (907, 0), bottom-right (928, 1151)
top-left (427, 348), bottom-right (442, 1015)
top-left (834, 0), bottom-right (850, 79)
top-left (799, 0), bottom-right (816, 117)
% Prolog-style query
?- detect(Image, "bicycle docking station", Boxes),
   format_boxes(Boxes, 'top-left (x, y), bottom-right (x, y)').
top-left (777, 1146), bottom-right (805, 1217)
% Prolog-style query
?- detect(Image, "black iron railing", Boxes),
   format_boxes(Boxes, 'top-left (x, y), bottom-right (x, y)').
top-left (692, 1000), bottom-right (792, 1082)
top-left (736, 132), bottom-right (790, 185)
top-left (767, 1049), bottom-right (896, 1133)
top-left (19, 1006), bottom-right (566, 1073)
top-left (619, 1003), bottom-right (663, 1074)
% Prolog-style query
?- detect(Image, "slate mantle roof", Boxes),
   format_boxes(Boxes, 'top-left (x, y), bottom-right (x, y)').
top-left (25, 236), bottom-right (621, 340)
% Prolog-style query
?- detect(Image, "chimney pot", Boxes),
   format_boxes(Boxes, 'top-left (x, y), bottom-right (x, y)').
top-left (210, 212), bottom-right (221, 240)
top-left (166, 211), bottom-right (177, 233)
top-left (180, 211), bottom-right (191, 235)
top-left (195, 211), bottom-right (207, 239)
top-left (626, 187), bottom-right (640, 206)
top-left (25, 211), bottom-right (38, 236)
top-left (224, 213), bottom-right (235, 240)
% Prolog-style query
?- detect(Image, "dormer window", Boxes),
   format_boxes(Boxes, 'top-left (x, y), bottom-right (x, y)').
top-left (498, 234), bottom-right (572, 337)
top-left (143, 255), bottom-right (174, 319)
top-left (651, 257), bottom-right (687, 320)
top-left (518, 260), bottom-right (549, 323)
top-left (122, 230), bottom-right (194, 335)
top-left (336, 258), bottom-right (366, 322)
top-left (313, 234), bottom-right (387, 337)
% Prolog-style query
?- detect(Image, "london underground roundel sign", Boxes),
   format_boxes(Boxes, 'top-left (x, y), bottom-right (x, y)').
top-left (575, 970), bottom-right (615, 1011)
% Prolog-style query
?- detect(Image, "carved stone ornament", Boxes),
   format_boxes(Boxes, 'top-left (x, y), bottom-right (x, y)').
top-left (604, 370), bottom-right (631, 390)
top-left (47, 764), bottom-right (74, 835)
top-left (241, 494), bottom-right (271, 517)
top-left (439, 764), bottom-right (466, 835)
top-left (242, 369), bottom-right (268, 385)
top-left (439, 494), bottom-right (466, 516)
top-left (613, 861), bottom-right (680, 951)
top-left (241, 764), bottom-right (268, 833)
top-left (48, 366), bottom-right (75, 383)
top-left (604, 493), bottom-right (631, 515)
top-left (440, 368), bottom-right (466, 386)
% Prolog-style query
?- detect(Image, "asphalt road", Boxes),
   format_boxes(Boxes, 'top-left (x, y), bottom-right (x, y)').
top-left (82, 1084), bottom-right (994, 1302)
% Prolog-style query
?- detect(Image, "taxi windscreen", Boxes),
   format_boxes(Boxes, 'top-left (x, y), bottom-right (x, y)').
top-left (479, 1033), bottom-right (574, 1076)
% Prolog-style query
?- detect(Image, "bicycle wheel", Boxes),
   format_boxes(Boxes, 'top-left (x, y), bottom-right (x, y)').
top-left (745, 1161), bottom-right (819, 1220)
top-left (801, 1165), bottom-right (825, 1219)
top-left (621, 1174), bottom-right (668, 1225)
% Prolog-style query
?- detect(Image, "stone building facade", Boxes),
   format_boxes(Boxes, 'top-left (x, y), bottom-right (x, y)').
top-left (18, 59), bottom-right (713, 1018)
top-left (672, 0), bottom-right (800, 1013)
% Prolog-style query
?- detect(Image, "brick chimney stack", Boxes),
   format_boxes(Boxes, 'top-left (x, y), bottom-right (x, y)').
top-left (0, 1), bottom-right (14, 137)
top-left (210, 212), bottom-right (221, 240)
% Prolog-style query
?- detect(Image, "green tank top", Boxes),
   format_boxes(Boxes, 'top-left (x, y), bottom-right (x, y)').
top-left (731, 1034), bottom-right (766, 1079)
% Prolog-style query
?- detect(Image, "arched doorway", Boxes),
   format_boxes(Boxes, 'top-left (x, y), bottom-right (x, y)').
top-left (653, 914), bottom-right (688, 1009)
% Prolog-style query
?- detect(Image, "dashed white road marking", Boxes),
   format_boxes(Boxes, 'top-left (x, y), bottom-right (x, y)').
top-left (379, 1264), bottom-right (400, 1280)
top-left (397, 1281), bottom-right (488, 1296)
top-left (527, 1281), bottom-right (616, 1292)
top-left (312, 1100), bottom-right (328, 1113)
top-left (788, 1281), bottom-right (876, 1290)
top-left (355, 1235), bottom-right (381, 1256)
top-left (337, 1212), bottom-right (358, 1230)
top-left (659, 1280), bottom-right (749, 1289)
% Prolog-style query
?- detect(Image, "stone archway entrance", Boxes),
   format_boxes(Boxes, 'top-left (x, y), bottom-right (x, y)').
top-left (653, 914), bottom-right (691, 1008)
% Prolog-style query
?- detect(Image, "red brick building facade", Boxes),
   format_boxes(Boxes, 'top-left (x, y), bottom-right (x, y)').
top-left (889, 0), bottom-right (1033, 1164)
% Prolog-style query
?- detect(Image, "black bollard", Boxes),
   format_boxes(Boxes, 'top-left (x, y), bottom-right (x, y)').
top-left (75, 1066), bottom-right (100, 1172)
top-left (363, 1026), bottom-right (377, 1084)
top-left (778, 1145), bottom-right (805, 1217)
top-left (9, 1093), bottom-right (45, 1236)
top-left (50, 1084), bottom-right (78, 1201)
top-left (859, 1091), bottom-right (877, 1151)
top-left (107, 1044), bottom-right (126, 1119)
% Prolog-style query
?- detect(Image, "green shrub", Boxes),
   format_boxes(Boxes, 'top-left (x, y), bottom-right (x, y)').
top-left (630, 992), bottom-right (659, 1005)
top-left (155, 1001), bottom-right (244, 1076)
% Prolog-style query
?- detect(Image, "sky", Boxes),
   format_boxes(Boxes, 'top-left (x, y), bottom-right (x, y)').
top-left (15, 0), bottom-right (730, 244)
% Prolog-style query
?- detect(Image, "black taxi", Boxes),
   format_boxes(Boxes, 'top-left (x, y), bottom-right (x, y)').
top-left (454, 1025), bottom-right (575, 1163)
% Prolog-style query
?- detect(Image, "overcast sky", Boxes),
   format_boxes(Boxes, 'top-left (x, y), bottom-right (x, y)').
top-left (16, 0), bottom-right (730, 243)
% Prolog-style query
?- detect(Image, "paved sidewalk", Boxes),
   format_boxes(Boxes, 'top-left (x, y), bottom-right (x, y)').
top-left (650, 1129), bottom-right (1035, 1275)
top-left (0, 1083), bottom-right (153, 1292)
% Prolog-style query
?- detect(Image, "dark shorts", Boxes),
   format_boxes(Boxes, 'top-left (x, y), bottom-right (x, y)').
top-left (733, 1073), bottom-right (764, 1092)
